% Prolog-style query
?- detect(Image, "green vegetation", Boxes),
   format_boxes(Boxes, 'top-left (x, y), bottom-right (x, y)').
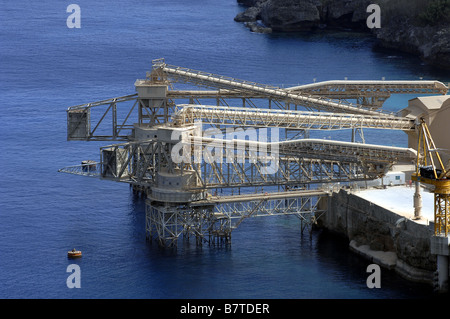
top-left (418, 0), bottom-right (450, 25)
top-left (377, 0), bottom-right (450, 26)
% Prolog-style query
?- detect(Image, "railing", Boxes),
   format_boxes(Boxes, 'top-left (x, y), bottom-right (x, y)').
top-left (156, 61), bottom-right (397, 117)
top-left (286, 80), bottom-right (449, 95)
top-left (173, 104), bottom-right (415, 131)
top-left (58, 161), bottom-right (102, 177)
top-left (67, 94), bottom-right (139, 141)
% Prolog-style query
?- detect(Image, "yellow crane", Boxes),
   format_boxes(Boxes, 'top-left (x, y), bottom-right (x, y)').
top-left (411, 118), bottom-right (450, 236)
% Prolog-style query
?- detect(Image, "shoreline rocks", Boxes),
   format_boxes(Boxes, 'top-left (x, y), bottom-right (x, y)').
top-left (373, 16), bottom-right (450, 70)
top-left (235, 0), bottom-right (450, 70)
top-left (244, 21), bottom-right (272, 33)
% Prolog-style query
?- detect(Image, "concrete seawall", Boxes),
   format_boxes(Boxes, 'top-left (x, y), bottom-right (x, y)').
top-left (317, 188), bottom-right (436, 284)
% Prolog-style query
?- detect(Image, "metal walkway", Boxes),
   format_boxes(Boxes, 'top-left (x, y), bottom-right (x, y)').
top-left (287, 79), bottom-right (448, 94)
top-left (172, 104), bottom-right (415, 131)
top-left (156, 61), bottom-right (390, 116)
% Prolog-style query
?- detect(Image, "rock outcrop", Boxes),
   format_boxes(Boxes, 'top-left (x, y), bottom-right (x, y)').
top-left (373, 15), bottom-right (450, 70)
top-left (234, 0), bottom-right (372, 31)
top-left (235, 0), bottom-right (450, 70)
top-left (259, 0), bottom-right (322, 31)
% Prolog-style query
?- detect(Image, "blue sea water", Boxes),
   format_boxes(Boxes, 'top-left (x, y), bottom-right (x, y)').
top-left (1, 0), bottom-right (449, 299)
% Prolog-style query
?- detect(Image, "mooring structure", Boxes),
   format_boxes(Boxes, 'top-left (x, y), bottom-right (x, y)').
top-left (60, 58), bottom-right (449, 249)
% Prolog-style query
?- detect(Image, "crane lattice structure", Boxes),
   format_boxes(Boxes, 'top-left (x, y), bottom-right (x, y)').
top-left (412, 119), bottom-right (450, 236)
top-left (60, 58), bottom-right (448, 247)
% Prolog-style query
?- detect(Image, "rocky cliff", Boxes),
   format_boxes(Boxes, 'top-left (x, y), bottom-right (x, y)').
top-left (235, 0), bottom-right (450, 70)
top-left (235, 0), bottom-right (373, 31)
top-left (373, 5), bottom-right (450, 70)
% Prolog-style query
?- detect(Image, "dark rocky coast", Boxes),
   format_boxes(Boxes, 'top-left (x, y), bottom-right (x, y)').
top-left (234, 0), bottom-right (450, 70)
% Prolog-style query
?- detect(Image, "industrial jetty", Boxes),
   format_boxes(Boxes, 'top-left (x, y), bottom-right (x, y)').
top-left (59, 58), bottom-right (450, 292)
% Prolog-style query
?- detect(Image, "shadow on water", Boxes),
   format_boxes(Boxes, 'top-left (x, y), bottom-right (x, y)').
top-left (315, 230), bottom-right (437, 299)
top-left (127, 199), bottom-right (440, 299)
top-left (371, 45), bottom-right (450, 80)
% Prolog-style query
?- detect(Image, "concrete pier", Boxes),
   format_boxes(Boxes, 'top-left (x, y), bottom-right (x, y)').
top-left (318, 186), bottom-right (441, 287)
top-left (430, 236), bottom-right (449, 292)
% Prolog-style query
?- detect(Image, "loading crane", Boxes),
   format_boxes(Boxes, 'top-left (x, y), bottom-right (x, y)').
top-left (411, 118), bottom-right (450, 236)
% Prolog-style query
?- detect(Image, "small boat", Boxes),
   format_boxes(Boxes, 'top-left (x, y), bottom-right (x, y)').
top-left (68, 248), bottom-right (82, 258)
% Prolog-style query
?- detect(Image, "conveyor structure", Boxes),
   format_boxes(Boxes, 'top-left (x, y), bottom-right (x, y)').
top-left (60, 58), bottom-right (448, 247)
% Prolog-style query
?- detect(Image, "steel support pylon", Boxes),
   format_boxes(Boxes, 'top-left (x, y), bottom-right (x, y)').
top-left (434, 193), bottom-right (450, 237)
